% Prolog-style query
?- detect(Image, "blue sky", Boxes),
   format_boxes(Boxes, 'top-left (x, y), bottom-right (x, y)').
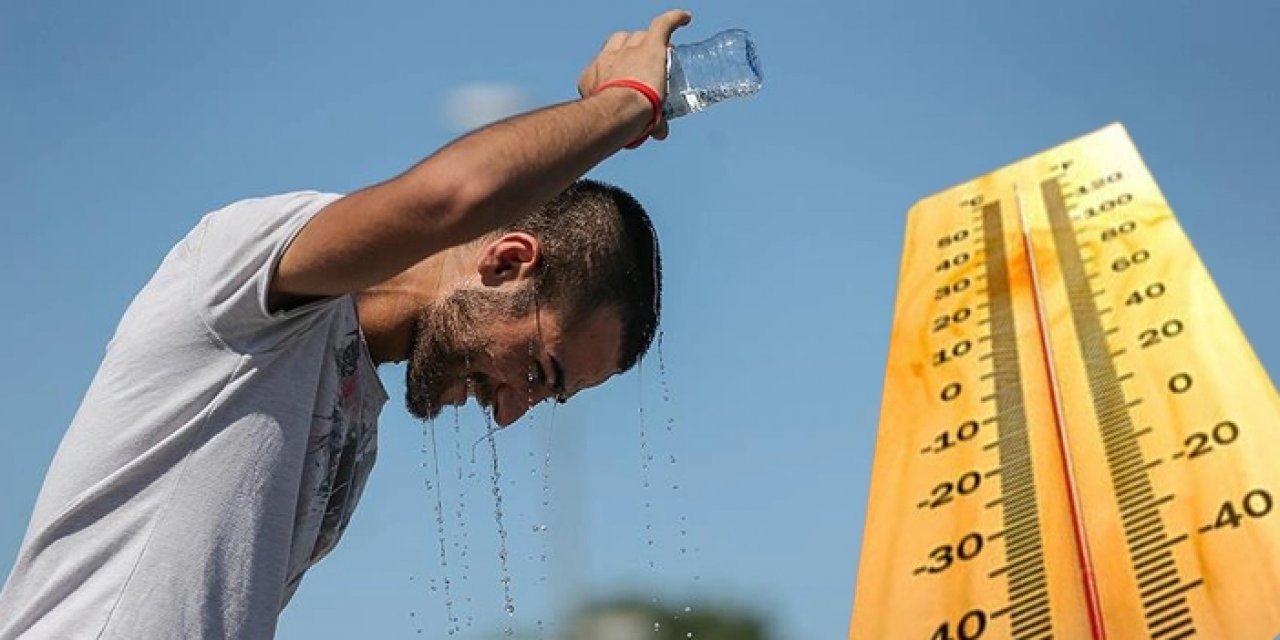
top-left (2, 1), bottom-right (1278, 638)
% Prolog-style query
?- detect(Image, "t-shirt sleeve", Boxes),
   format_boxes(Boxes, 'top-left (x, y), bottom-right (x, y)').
top-left (190, 190), bottom-right (346, 353)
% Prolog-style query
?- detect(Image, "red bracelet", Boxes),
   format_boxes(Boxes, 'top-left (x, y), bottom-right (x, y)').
top-left (593, 78), bottom-right (662, 149)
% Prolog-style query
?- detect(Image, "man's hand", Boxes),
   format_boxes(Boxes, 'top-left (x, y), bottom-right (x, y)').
top-left (577, 10), bottom-right (692, 144)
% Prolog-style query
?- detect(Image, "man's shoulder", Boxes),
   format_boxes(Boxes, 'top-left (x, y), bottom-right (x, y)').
top-left (201, 190), bottom-right (345, 224)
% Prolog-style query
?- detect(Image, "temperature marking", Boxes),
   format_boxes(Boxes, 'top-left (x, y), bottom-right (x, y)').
top-left (980, 201), bottom-right (1052, 639)
top-left (1043, 178), bottom-right (1200, 637)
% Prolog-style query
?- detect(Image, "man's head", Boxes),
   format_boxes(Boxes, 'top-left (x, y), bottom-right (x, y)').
top-left (405, 179), bottom-right (662, 426)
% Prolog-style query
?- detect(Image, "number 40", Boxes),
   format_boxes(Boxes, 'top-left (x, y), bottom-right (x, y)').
top-left (931, 609), bottom-right (988, 640)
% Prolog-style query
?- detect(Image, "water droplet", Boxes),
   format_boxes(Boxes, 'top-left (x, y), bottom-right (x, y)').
top-left (484, 413), bottom-right (517, 630)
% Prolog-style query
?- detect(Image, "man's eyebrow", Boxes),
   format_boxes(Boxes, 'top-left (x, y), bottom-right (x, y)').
top-left (549, 355), bottom-right (567, 401)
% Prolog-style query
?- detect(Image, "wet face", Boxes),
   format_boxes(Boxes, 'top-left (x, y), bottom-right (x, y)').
top-left (405, 287), bottom-right (624, 427)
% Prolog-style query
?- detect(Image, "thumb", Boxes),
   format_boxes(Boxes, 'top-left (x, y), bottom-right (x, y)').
top-left (647, 9), bottom-right (692, 45)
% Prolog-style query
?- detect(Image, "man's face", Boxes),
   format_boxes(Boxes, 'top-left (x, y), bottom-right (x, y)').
top-left (405, 287), bottom-right (624, 427)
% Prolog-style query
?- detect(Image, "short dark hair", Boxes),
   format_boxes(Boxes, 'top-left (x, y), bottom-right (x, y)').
top-left (502, 179), bottom-right (661, 372)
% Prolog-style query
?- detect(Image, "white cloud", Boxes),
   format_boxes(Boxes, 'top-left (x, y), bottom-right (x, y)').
top-left (441, 83), bottom-right (530, 132)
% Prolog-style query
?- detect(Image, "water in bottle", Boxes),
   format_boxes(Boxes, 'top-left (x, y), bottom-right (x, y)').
top-left (664, 29), bottom-right (762, 120)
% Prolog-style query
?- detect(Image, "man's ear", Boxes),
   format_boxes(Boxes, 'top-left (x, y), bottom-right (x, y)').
top-left (476, 232), bottom-right (541, 287)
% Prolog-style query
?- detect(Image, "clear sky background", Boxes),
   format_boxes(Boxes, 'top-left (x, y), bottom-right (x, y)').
top-left (3, 1), bottom-right (1279, 639)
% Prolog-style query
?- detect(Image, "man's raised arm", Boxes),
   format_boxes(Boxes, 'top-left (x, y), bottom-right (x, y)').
top-left (269, 10), bottom-right (691, 307)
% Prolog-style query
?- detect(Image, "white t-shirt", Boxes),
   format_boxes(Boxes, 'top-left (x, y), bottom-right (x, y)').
top-left (0, 192), bottom-right (388, 639)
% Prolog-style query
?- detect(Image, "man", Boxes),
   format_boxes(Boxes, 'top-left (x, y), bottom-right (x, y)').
top-left (0, 9), bottom-right (691, 638)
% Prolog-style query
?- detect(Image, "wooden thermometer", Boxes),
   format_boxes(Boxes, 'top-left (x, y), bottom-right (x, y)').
top-left (850, 123), bottom-right (1280, 640)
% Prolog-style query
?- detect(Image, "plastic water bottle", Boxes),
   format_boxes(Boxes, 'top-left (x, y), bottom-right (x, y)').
top-left (663, 29), bottom-right (762, 120)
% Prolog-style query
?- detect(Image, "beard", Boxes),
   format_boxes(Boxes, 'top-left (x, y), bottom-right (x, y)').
top-left (404, 286), bottom-right (532, 420)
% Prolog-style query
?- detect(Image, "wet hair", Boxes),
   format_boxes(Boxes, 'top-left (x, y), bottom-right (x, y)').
top-left (500, 179), bottom-right (662, 372)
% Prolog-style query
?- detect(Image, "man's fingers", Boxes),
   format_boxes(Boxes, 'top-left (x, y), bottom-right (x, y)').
top-left (603, 31), bottom-right (628, 51)
top-left (647, 9), bottom-right (692, 45)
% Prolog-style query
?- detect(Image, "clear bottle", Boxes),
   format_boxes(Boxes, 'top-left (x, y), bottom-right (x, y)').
top-left (663, 29), bottom-right (762, 120)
